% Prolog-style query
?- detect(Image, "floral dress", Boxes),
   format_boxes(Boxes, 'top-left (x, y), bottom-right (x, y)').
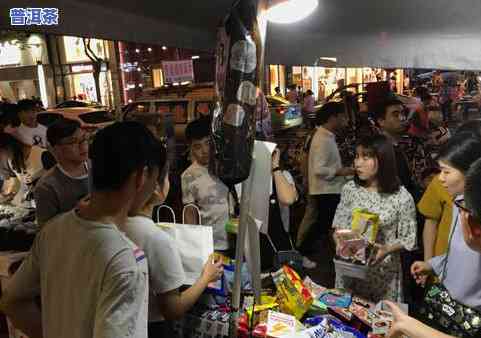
top-left (332, 180), bottom-right (417, 302)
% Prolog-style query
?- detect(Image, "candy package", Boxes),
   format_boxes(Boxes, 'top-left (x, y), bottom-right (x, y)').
top-left (319, 290), bottom-right (353, 308)
top-left (266, 310), bottom-right (296, 338)
top-left (272, 266), bottom-right (313, 319)
top-left (335, 229), bottom-right (371, 265)
top-left (351, 209), bottom-right (380, 243)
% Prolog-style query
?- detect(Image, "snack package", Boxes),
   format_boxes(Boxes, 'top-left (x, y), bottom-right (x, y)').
top-left (335, 229), bottom-right (370, 264)
top-left (246, 302), bottom-right (279, 325)
top-left (266, 311), bottom-right (296, 338)
top-left (351, 209), bottom-right (380, 243)
top-left (303, 276), bottom-right (327, 299)
top-left (272, 266), bottom-right (313, 319)
top-left (319, 290), bottom-right (352, 308)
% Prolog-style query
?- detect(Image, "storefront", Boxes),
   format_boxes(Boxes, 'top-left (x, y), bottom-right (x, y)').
top-left (59, 36), bottom-right (114, 107)
top-left (0, 34), bottom-right (55, 107)
top-left (268, 65), bottom-right (405, 101)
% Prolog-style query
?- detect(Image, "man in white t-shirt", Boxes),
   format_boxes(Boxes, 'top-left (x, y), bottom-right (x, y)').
top-left (182, 118), bottom-right (231, 252)
top-left (10, 99), bottom-right (48, 148)
top-left (0, 122), bottom-right (162, 338)
top-left (122, 173), bottom-right (223, 336)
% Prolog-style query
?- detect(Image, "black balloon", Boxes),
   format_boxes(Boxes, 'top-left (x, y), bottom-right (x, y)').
top-left (210, 0), bottom-right (259, 185)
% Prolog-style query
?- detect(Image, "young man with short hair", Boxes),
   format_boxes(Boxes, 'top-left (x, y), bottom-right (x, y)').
top-left (10, 99), bottom-right (48, 148)
top-left (122, 168), bottom-right (223, 336)
top-left (181, 118), bottom-right (230, 253)
top-left (34, 118), bottom-right (90, 226)
top-left (0, 122), bottom-right (161, 338)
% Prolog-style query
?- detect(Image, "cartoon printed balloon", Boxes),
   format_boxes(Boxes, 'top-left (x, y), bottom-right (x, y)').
top-left (230, 39), bottom-right (257, 74)
top-left (224, 104), bottom-right (246, 127)
top-left (236, 81), bottom-right (257, 106)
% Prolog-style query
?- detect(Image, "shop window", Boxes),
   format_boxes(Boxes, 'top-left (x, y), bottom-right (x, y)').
top-left (152, 68), bottom-right (164, 88)
top-left (64, 36), bottom-right (108, 63)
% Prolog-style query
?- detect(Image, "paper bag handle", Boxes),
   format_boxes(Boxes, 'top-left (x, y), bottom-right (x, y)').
top-left (182, 203), bottom-right (202, 225)
top-left (156, 204), bottom-right (176, 224)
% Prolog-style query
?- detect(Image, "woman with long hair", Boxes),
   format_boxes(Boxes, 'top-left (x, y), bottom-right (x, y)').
top-left (0, 133), bottom-right (45, 207)
top-left (333, 134), bottom-right (417, 302)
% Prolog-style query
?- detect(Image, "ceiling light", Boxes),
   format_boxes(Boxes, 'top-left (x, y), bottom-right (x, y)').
top-left (147, 47), bottom-right (152, 52)
top-left (191, 55), bottom-right (200, 60)
top-left (266, 0), bottom-right (318, 24)
top-left (162, 46), bottom-right (167, 51)
top-left (135, 48), bottom-right (140, 53)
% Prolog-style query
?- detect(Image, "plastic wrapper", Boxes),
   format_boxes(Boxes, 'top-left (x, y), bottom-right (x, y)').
top-left (319, 290), bottom-right (352, 308)
top-left (335, 229), bottom-right (371, 265)
top-left (210, 0), bottom-right (260, 185)
top-left (351, 209), bottom-right (380, 243)
top-left (272, 266), bottom-right (313, 320)
top-left (266, 310), bottom-right (297, 337)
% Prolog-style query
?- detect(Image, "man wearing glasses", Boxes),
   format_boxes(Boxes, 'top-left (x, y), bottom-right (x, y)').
top-left (34, 118), bottom-right (90, 226)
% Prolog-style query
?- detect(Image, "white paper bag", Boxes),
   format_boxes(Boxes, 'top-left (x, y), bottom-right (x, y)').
top-left (156, 204), bottom-right (214, 285)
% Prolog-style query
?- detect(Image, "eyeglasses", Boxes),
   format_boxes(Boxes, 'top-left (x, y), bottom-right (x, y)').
top-left (59, 136), bottom-right (89, 146)
top-left (455, 198), bottom-right (481, 229)
top-left (454, 199), bottom-right (471, 214)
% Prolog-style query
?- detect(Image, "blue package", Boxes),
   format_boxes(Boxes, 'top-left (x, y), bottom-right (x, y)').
top-left (327, 317), bottom-right (366, 338)
top-left (319, 291), bottom-right (353, 308)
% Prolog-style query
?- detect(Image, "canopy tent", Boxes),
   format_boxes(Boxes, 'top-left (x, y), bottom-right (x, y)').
top-left (2, 0), bottom-right (481, 69)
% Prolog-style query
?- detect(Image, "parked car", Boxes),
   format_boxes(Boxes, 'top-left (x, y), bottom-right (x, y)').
top-left (37, 107), bottom-right (115, 133)
top-left (265, 95), bottom-right (303, 130)
top-left (55, 100), bottom-right (105, 109)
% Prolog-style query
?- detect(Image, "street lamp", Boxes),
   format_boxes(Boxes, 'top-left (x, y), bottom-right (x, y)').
top-left (266, 0), bottom-right (318, 24)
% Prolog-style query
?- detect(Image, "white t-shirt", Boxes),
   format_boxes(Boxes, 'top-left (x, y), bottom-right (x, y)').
top-left (121, 216), bottom-right (185, 322)
top-left (10, 124), bottom-right (48, 148)
top-left (4, 210), bottom-right (149, 338)
top-left (181, 162), bottom-right (230, 250)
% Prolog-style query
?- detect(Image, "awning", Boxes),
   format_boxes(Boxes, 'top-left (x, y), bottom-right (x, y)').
top-left (2, 0), bottom-right (481, 69)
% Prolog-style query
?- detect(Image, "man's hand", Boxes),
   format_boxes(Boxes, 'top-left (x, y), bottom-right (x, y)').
top-left (411, 261), bottom-right (433, 286)
top-left (201, 254), bottom-right (223, 284)
top-left (336, 167), bottom-right (356, 177)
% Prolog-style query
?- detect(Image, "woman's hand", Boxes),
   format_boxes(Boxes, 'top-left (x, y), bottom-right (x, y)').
top-left (384, 301), bottom-right (409, 338)
top-left (369, 244), bottom-right (391, 266)
top-left (411, 261), bottom-right (433, 286)
top-left (272, 148), bottom-right (280, 169)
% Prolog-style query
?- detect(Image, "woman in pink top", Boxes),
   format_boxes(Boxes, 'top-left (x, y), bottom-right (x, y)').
top-left (303, 90), bottom-right (315, 113)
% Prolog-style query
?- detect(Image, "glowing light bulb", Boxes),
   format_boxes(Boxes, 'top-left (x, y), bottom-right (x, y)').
top-left (266, 0), bottom-right (318, 24)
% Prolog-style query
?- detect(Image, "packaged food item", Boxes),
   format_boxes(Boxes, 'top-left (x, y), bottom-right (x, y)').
top-left (335, 229), bottom-right (371, 265)
top-left (272, 266), bottom-right (313, 319)
top-left (351, 209), bottom-right (380, 243)
top-left (303, 276), bottom-right (327, 299)
top-left (246, 302), bottom-right (279, 325)
top-left (308, 299), bottom-right (329, 316)
top-left (319, 290), bottom-right (352, 308)
top-left (266, 310), bottom-right (296, 338)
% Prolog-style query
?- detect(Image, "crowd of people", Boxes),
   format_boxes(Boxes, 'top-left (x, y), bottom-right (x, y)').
top-left (0, 83), bottom-right (479, 338)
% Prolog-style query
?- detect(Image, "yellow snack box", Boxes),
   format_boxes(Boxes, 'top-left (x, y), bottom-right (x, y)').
top-left (272, 266), bottom-right (313, 320)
